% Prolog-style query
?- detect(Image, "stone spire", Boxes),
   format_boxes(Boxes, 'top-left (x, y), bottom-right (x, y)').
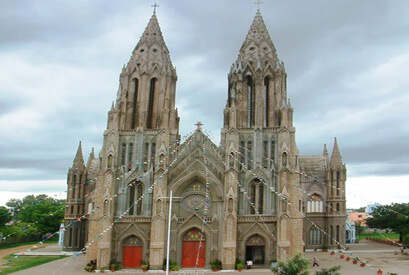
top-left (73, 141), bottom-right (85, 167)
top-left (330, 137), bottom-right (343, 165)
top-left (134, 12), bottom-right (170, 56)
top-left (323, 144), bottom-right (328, 158)
top-left (234, 10), bottom-right (278, 67)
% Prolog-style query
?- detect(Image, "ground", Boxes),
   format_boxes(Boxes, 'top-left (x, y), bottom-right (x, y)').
top-left (3, 240), bottom-right (409, 274)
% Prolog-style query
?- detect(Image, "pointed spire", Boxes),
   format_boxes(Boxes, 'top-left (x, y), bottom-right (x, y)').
top-left (330, 137), bottom-right (343, 164)
top-left (73, 141), bottom-right (84, 166)
top-left (323, 144), bottom-right (328, 157)
top-left (134, 13), bottom-right (168, 52)
top-left (240, 11), bottom-right (276, 54)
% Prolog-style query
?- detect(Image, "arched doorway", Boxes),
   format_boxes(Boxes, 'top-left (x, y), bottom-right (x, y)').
top-left (122, 235), bottom-right (143, 268)
top-left (182, 228), bottom-right (206, 268)
top-left (245, 234), bottom-right (265, 265)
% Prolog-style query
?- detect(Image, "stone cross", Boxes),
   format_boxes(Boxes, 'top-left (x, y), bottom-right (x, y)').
top-left (195, 121), bottom-right (203, 130)
top-left (254, 0), bottom-right (263, 11)
top-left (151, 3), bottom-right (159, 14)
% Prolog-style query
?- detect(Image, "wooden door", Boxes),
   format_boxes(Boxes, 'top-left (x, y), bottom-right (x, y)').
top-left (123, 246), bottom-right (143, 268)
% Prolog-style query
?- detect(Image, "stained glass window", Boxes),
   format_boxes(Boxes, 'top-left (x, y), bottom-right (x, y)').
top-left (183, 228), bottom-right (205, 241)
top-left (181, 194), bottom-right (207, 212)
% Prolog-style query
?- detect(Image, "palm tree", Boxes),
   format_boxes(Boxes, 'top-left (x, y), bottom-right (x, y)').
top-left (272, 253), bottom-right (310, 275)
top-left (315, 265), bottom-right (341, 275)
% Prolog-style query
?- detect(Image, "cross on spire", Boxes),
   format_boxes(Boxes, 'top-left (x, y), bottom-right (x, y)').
top-left (151, 2), bottom-right (159, 14)
top-left (254, 0), bottom-right (263, 11)
top-left (195, 121), bottom-right (203, 130)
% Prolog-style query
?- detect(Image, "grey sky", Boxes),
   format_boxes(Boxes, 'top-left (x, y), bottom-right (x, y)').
top-left (1, 0), bottom-right (409, 207)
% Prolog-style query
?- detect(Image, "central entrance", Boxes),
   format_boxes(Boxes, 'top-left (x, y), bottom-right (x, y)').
top-left (245, 234), bottom-right (265, 265)
top-left (122, 236), bottom-right (143, 268)
top-left (182, 228), bottom-right (206, 267)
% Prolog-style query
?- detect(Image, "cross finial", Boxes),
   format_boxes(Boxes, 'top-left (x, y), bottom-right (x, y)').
top-left (254, 0), bottom-right (263, 11)
top-left (151, 3), bottom-right (159, 14)
top-left (195, 121), bottom-right (203, 130)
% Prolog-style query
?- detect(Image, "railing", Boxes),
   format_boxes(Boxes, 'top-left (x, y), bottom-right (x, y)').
top-left (238, 215), bottom-right (277, 222)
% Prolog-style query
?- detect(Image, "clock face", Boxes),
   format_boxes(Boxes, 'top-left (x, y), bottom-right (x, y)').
top-left (181, 194), bottom-right (207, 212)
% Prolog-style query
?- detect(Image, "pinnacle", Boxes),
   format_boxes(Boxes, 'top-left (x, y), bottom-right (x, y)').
top-left (323, 144), bottom-right (328, 157)
top-left (135, 13), bottom-right (168, 51)
top-left (330, 137), bottom-right (343, 164)
top-left (241, 10), bottom-right (275, 50)
top-left (74, 141), bottom-right (84, 165)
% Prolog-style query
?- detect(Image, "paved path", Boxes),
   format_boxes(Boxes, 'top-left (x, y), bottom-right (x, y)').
top-left (9, 240), bottom-right (409, 275)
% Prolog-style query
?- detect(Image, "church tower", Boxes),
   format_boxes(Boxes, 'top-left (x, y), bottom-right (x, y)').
top-left (64, 142), bottom-right (87, 251)
top-left (85, 11), bottom-right (180, 268)
top-left (221, 10), bottom-right (303, 263)
top-left (326, 138), bottom-right (347, 246)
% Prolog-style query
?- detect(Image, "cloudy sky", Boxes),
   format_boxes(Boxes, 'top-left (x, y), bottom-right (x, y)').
top-left (0, 0), bottom-right (408, 208)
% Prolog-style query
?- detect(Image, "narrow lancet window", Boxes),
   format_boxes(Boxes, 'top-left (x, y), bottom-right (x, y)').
top-left (264, 77), bottom-right (270, 127)
top-left (246, 76), bottom-right (253, 127)
top-left (131, 78), bottom-right (139, 129)
top-left (147, 78), bottom-right (157, 129)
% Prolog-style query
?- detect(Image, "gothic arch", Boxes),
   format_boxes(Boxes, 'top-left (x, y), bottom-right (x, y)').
top-left (240, 223), bottom-right (273, 265)
top-left (176, 225), bottom-right (211, 267)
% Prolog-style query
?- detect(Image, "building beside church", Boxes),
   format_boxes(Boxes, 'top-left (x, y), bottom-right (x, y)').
top-left (63, 9), bottom-right (347, 270)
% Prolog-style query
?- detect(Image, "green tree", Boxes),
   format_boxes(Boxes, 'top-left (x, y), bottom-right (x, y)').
top-left (1, 222), bottom-right (40, 239)
top-left (6, 195), bottom-right (65, 238)
top-left (0, 206), bottom-right (12, 227)
top-left (366, 203), bottom-right (409, 242)
top-left (271, 253), bottom-right (310, 275)
top-left (316, 265), bottom-right (341, 275)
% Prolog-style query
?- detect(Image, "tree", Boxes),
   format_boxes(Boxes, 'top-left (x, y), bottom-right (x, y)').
top-left (366, 203), bottom-right (409, 242)
top-left (316, 265), bottom-right (341, 275)
top-left (0, 206), bottom-right (11, 227)
top-left (271, 253), bottom-right (310, 275)
top-left (6, 194), bottom-right (65, 238)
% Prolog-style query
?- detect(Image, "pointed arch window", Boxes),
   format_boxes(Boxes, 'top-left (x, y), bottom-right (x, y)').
top-left (309, 227), bottom-right (322, 245)
top-left (132, 78), bottom-right (139, 129)
top-left (282, 152), bottom-right (288, 167)
top-left (336, 171), bottom-right (340, 195)
top-left (150, 142), bottom-right (156, 168)
top-left (239, 141), bottom-right (245, 170)
top-left (103, 199), bottom-right (109, 215)
top-left (72, 175), bottom-right (77, 199)
top-left (107, 154), bottom-right (113, 169)
top-left (144, 142), bottom-right (149, 172)
top-left (270, 140), bottom-right (275, 168)
top-left (246, 76), bottom-right (254, 127)
top-left (129, 180), bottom-right (144, 216)
top-left (307, 194), bottom-right (324, 213)
top-left (147, 78), bottom-right (157, 129)
top-left (250, 179), bottom-right (264, 214)
top-left (121, 143), bottom-right (126, 166)
top-left (128, 143), bottom-right (133, 171)
top-left (263, 140), bottom-right (268, 168)
top-left (264, 77), bottom-right (270, 127)
top-left (247, 141), bottom-right (253, 170)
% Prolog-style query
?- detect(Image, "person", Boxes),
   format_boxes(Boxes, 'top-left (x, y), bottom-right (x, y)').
top-left (246, 260), bottom-right (253, 269)
top-left (312, 257), bottom-right (319, 267)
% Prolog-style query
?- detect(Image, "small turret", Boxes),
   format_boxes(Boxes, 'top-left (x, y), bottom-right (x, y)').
top-left (73, 141), bottom-right (85, 168)
top-left (330, 137), bottom-right (343, 166)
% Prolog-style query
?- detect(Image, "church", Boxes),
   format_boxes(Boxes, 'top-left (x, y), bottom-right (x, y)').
top-left (63, 8), bottom-right (347, 270)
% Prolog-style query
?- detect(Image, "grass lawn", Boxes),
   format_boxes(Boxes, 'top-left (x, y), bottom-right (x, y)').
top-left (0, 236), bottom-right (58, 250)
top-left (356, 232), bottom-right (400, 241)
top-left (0, 254), bottom-right (65, 274)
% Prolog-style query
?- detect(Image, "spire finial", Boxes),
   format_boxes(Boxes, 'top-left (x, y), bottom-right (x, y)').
top-left (254, 0), bottom-right (263, 12)
top-left (151, 2), bottom-right (159, 14)
top-left (195, 121), bottom-right (203, 130)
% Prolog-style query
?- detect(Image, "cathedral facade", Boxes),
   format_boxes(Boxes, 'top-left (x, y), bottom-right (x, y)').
top-left (63, 10), bottom-right (347, 270)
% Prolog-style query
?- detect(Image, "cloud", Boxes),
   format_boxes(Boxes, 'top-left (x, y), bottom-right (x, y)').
top-left (0, 0), bottom-right (408, 206)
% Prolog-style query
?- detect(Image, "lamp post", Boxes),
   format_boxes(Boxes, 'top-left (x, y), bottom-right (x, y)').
top-left (162, 191), bottom-right (182, 275)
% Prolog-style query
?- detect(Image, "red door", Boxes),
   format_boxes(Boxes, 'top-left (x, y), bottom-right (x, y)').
top-left (123, 246), bottom-right (143, 268)
top-left (182, 241), bottom-right (206, 267)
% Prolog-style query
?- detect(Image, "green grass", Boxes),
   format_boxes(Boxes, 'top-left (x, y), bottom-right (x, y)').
top-left (0, 236), bottom-right (58, 250)
top-left (0, 254), bottom-right (65, 274)
top-left (356, 232), bottom-right (400, 241)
